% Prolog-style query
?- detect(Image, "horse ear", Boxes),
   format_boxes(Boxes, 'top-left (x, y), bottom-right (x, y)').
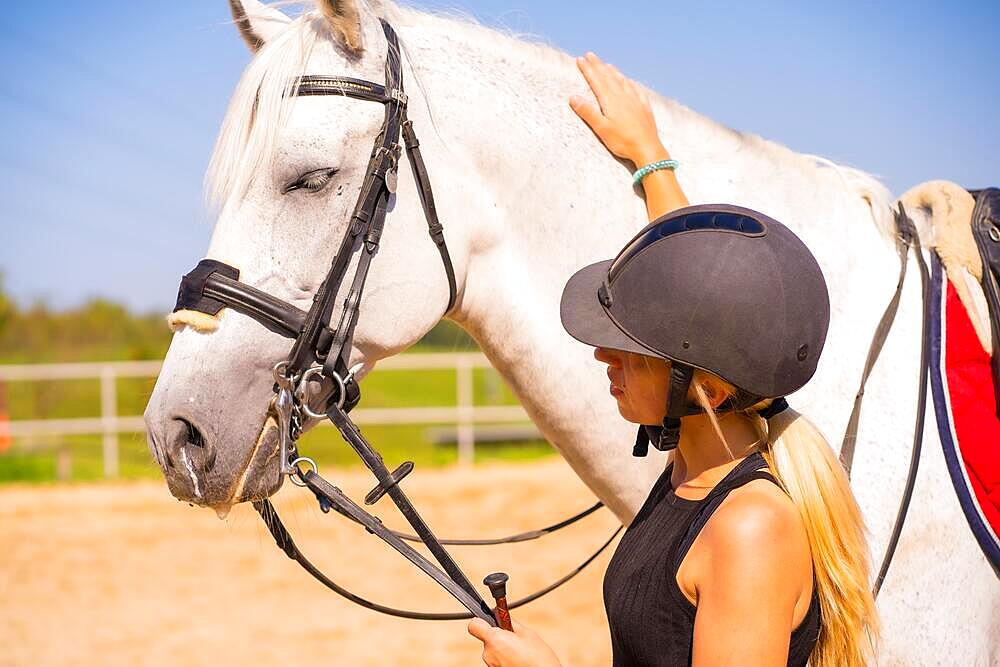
top-left (228, 0), bottom-right (292, 53)
top-left (317, 0), bottom-right (364, 55)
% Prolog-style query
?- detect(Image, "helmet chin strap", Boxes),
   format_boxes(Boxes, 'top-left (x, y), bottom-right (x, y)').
top-left (633, 363), bottom-right (695, 457)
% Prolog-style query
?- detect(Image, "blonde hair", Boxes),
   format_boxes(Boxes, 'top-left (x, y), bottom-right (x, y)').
top-left (691, 371), bottom-right (879, 667)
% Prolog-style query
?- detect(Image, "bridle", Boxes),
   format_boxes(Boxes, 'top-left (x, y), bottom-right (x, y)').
top-left (173, 20), bottom-right (616, 626)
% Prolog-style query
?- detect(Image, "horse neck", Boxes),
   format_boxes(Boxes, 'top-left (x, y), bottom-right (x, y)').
top-left (389, 7), bottom-right (892, 520)
top-left (390, 12), bottom-right (682, 518)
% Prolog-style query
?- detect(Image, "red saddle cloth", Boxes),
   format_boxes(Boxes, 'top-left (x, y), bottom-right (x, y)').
top-left (931, 260), bottom-right (1000, 571)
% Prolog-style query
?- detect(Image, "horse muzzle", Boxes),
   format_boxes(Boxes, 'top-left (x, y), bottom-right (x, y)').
top-left (146, 404), bottom-right (284, 507)
top-left (144, 318), bottom-right (293, 508)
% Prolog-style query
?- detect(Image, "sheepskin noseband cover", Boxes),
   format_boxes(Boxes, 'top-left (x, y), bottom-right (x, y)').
top-left (174, 259), bottom-right (240, 316)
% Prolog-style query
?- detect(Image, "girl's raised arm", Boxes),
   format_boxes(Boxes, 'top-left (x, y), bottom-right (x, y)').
top-left (569, 52), bottom-right (689, 220)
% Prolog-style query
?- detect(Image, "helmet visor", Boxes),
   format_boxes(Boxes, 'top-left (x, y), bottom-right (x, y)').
top-left (559, 259), bottom-right (659, 356)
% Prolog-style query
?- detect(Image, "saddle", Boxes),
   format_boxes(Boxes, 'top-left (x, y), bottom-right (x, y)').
top-left (899, 181), bottom-right (1000, 574)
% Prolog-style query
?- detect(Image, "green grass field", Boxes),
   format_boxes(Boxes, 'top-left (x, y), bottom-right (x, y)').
top-left (0, 360), bottom-right (555, 484)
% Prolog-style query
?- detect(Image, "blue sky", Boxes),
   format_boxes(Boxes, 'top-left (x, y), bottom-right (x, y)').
top-left (1, 1), bottom-right (997, 312)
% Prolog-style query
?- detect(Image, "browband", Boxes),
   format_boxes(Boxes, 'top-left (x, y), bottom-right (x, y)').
top-left (294, 75), bottom-right (402, 104)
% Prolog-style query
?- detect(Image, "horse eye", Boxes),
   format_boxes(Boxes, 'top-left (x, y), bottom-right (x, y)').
top-left (283, 167), bottom-right (338, 194)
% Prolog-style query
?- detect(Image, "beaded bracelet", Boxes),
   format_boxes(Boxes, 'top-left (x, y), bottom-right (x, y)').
top-left (632, 159), bottom-right (679, 186)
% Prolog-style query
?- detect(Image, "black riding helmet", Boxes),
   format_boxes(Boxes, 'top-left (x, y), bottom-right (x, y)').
top-left (560, 204), bottom-right (830, 455)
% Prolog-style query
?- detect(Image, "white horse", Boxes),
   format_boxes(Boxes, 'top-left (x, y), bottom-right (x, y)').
top-left (144, 1), bottom-right (998, 663)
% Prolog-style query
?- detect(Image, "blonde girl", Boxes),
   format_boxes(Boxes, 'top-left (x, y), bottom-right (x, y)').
top-left (468, 53), bottom-right (878, 667)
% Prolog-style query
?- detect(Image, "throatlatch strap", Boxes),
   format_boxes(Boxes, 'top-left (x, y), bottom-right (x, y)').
top-left (402, 119), bottom-right (457, 314)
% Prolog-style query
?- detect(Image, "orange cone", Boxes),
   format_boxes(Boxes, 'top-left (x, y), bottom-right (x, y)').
top-left (0, 383), bottom-right (10, 452)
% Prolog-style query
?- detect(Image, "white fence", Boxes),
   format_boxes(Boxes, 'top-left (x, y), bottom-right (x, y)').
top-left (0, 353), bottom-right (537, 476)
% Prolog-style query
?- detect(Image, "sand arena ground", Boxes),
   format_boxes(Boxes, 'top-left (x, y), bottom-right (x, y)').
top-left (1, 461), bottom-right (624, 666)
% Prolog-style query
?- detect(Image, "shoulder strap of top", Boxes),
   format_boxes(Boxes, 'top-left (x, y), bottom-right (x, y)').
top-left (632, 461), bottom-right (677, 524)
top-left (670, 452), bottom-right (782, 572)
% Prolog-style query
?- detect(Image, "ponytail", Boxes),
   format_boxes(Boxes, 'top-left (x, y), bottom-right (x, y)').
top-left (756, 407), bottom-right (879, 667)
top-left (689, 373), bottom-right (880, 665)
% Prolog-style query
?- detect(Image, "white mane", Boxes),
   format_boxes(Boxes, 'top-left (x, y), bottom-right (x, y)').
top-left (206, 9), bottom-right (328, 211)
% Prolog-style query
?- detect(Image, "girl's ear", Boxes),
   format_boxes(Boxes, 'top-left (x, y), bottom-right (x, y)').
top-left (692, 372), bottom-right (731, 410)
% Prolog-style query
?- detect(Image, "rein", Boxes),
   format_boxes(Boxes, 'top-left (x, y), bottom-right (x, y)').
top-left (840, 203), bottom-right (931, 597)
top-left (173, 19), bottom-right (614, 626)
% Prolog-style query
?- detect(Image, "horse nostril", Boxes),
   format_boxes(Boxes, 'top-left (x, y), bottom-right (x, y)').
top-left (178, 418), bottom-right (206, 448)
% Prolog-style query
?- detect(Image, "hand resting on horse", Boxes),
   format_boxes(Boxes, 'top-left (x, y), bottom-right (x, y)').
top-left (569, 52), bottom-right (689, 219)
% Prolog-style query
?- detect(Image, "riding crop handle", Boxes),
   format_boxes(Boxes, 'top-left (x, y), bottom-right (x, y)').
top-left (484, 572), bottom-right (513, 631)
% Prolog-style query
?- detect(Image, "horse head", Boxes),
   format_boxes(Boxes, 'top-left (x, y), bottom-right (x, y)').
top-left (144, 0), bottom-right (461, 510)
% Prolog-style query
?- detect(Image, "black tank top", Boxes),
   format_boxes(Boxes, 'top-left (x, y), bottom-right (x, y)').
top-left (603, 452), bottom-right (821, 666)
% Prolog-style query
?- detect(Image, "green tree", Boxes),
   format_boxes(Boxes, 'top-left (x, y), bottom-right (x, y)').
top-left (0, 275), bottom-right (14, 338)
